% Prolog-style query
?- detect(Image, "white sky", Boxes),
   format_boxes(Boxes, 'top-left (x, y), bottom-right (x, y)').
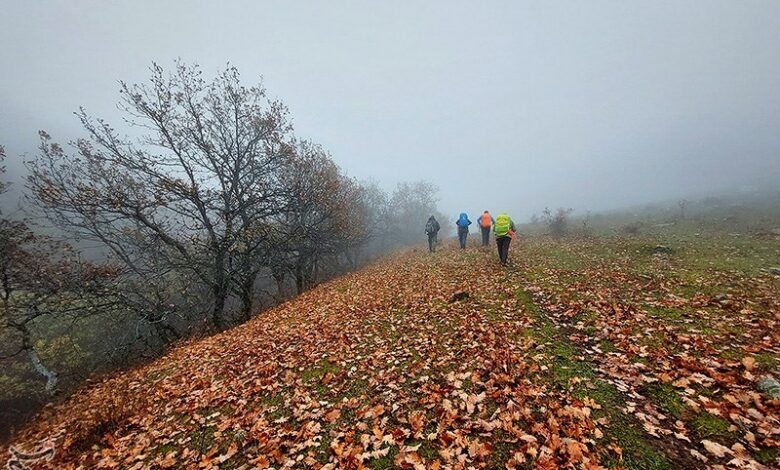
top-left (2, 0), bottom-right (779, 219)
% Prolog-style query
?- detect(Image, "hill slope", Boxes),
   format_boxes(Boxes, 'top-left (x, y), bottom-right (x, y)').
top-left (4, 235), bottom-right (779, 469)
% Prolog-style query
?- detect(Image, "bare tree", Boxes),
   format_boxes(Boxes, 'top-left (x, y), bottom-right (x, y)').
top-left (0, 150), bottom-right (118, 393)
top-left (388, 181), bottom-right (443, 248)
top-left (270, 141), bottom-right (364, 294)
top-left (581, 210), bottom-right (591, 235)
top-left (542, 207), bottom-right (574, 238)
top-left (678, 199), bottom-right (689, 220)
top-left (27, 62), bottom-right (294, 330)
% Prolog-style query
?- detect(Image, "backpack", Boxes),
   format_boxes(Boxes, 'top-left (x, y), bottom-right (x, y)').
top-left (456, 213), bottom-right (470, 228)
top-left (494, 214), bottom-right (511, 237)
top-left (426, 219), bottom-right (438, 234)
top-left (480, 213), bottom-right (492, 228)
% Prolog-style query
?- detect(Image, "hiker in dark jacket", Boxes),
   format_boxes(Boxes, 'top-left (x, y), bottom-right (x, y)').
top-left (455, 212), bottom-right (472, 249)
top-left (425, 215), bottom-right (441, 252)
top-left (477, 210), bottom-right (494, 247)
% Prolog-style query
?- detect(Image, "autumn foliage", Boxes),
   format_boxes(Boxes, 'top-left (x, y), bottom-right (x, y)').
top-left (3, 234), bottom-right (778, 469)
top-left (2, 64), bottom-right (451, 441)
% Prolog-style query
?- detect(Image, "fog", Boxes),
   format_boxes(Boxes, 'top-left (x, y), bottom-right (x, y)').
top-left (2, 0), bottom-right (779, 220)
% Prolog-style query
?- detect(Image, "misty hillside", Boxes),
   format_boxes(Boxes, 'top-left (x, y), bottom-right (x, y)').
top-left (4, 3), bottom-right (780, 470)
top-left (4, 233), bottom-right (778, 469)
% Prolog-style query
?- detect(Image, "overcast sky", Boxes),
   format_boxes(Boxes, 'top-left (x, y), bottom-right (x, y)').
top-left (1, 1), bottom-right (779, 219)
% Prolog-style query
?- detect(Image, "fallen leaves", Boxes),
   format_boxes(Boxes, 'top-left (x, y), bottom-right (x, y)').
top-left (702, 439), bottom-right (732, 458)
top-left (3, 237), bottom-right (778, 469)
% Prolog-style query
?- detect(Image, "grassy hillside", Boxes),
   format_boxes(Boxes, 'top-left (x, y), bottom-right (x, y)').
top-left (3, 232), bottom-right (779, 469)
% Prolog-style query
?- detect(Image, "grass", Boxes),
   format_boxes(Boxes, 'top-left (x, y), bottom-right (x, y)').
top-left (511, 230), bottom-right (780, 467)
top-left (368, 445), bottom-right (399, 469)
top-left (644, 306), bottom-right (685, 322)
top-left (259, 393), bottom-right (290, 421)
top-left (11, 226), bottom-right (780, 468)
top-left (755, 447), bottom-right (780, 465)
top-left (489, 430), bottom-right (517, 468)
top-left (576, 375), bottom-right (672, 470)
top-left (409, 440), bottom-right (438, 461)
top-left (691, 412), bottom-right (736, 442)
top-left (643, 383), bottom-right (686, 419)
top-left (756, 352), bottom-right (779, 372)
top-left (601, 419), bottom-right (674, 470)
top-left (516, 286), bottom-right (674, 470)
top-left (301, 358), bottom-right (341, 394)
top-left (599, 339), bottom-right (619, 353)
top-left (190, 423), bottom-right (216, 454)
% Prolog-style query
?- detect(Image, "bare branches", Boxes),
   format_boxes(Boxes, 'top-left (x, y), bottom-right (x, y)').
top-left (27, 62), bottom-right (296, 330)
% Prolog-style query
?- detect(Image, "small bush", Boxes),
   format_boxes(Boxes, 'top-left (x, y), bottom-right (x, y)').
top-left (622, 223), bottom-right (640, 235)
top-left (542, 207), bottom-right (573, 238)
top-left (66, 388), bottom-right (144, 451)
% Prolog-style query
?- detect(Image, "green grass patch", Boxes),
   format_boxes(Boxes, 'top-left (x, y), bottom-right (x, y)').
top-left (643, 383), bottom-right (686, 419)
top-left (755, 446), bottom-right (780, 465)
top-left (645, 307), bottom-right (684, 322)
top-left (600, 418), bottom-right (674, 470)
top-left (485, 306), bottom-right (502, 322)
top-left (574, 379), bottom-right (673, 470)
top-left (599, 339), bottom-right (618, 353)
top-left (301, 359), bottom-right (340, 383)
top-left (341, 378), bottom-right (370, 399)
top-left (756, 352), bottom-right (779, 372)
top-left (691, 412), bottom-right (735, 442)
top-left (719, 347), bottom-right (744, 362)
top-left (576, 380), bottom-right (673, 470)
top-left (407, 440), bottom-right (438, 461)
top-left (368, 445), bottom-right (399, 469)
top-left (489, 430), bottom-right (516, 468)
top-left (189, 424), bottom-right (217, 454)
top-left (316, 432), bottom-right (333, 464)
top-left (258, 393), bottom-right (289, 421)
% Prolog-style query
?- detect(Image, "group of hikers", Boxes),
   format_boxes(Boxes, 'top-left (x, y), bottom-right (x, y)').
top-left (424, 211), bottom-right (516, 266)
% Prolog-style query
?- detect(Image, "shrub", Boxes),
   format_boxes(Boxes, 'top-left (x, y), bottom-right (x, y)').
top-left (622, 223), bottom-right (640, 235)
top-left (66, 388), bottom-right (145, 451)
top-left (542, 207), bottom-right (573, 238)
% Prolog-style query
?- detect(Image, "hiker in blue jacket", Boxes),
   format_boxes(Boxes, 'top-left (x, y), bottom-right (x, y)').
top-left (455, 213), bottom-right (472, 249)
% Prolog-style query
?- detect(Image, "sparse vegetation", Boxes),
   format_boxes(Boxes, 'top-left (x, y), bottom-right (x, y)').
top-left (542, 206), bottom-right (574, 238)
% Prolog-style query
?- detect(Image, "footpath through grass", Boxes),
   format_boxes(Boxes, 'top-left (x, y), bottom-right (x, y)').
top-left (2, 233), bottom-right (778, 469)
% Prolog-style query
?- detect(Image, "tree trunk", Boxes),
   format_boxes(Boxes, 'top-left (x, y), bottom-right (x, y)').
top-left (272, 269), bottom-right (286, 302)
top-left (346, 248), bottom-right (358, 270)
top-left (239, 274), bottom-right (255, 322)
top-left (154, 321), bottom-right (181, 345)
top-left (212, 284), bottom-right (228, 330)
top-left (294, 258), bottom-right (305, 295)
top-left (22, 327), bottom-right (58, 394)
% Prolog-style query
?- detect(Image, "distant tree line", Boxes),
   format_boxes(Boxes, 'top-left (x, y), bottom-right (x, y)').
top-left (0, 63), bottom-right (444, 437)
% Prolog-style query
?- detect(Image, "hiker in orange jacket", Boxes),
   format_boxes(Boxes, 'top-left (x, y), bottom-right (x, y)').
top-left (478, 211), bottom-right (494, 247)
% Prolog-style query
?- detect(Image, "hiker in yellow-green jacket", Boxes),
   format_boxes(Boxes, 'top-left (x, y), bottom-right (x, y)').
top-left (494, 213), bottom-right (516, 266)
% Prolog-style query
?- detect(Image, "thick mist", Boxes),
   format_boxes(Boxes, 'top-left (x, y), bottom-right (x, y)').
top-left (1, 0), bottom-right (779, 220)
